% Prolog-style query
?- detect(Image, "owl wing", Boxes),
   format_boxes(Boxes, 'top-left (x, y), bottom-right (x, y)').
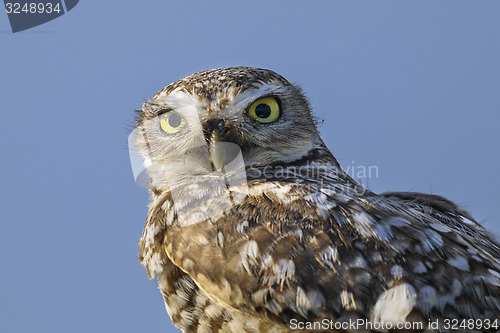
top-left (380, 191), bottom-right (500, 259)
top-left (162, 183), bottom-right (500, 329)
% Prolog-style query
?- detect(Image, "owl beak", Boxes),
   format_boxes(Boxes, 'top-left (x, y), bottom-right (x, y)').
top-left (208, 129), bottom-right (241, 172)
top-left (209, 129), bottom-right (225, 171)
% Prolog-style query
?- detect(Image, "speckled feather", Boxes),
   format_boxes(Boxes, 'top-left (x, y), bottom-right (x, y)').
top-left (135, 67), bottom-right (500, 332)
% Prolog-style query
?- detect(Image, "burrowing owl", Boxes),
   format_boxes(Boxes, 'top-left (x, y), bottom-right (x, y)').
top-left (129, 67), bottom-right (500, 332)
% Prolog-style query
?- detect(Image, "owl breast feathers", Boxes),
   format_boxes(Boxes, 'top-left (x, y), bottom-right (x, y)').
top-left (132, 67), bottom-right (500, 332)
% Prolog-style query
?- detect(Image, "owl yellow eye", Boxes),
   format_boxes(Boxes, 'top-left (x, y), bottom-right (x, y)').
top-left (159, 112), bottom-right (186, 134)
top-left (248, 97), bottom-right (280, 123)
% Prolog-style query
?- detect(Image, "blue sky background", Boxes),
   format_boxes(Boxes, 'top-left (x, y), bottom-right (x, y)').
top-left (1, 1), bottom-right (499, 332)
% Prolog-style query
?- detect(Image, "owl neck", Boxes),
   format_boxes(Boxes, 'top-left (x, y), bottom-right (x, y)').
top-left (245, 143), bottom-right (359, 190)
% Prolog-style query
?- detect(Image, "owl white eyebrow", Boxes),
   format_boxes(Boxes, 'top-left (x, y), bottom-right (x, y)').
top-left (231, 84), bottom-right (284, 106)
top-left (154, 89), bottom-right (206, 111)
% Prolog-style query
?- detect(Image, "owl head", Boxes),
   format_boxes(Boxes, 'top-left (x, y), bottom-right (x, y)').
top-left (130, 67), bottom-right (340, 198)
